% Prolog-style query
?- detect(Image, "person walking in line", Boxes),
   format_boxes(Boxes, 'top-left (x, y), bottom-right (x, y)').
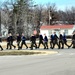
top-left (16, 33), bottom-right (21, 50)
top-left (38, 33), bottom-right (46, 49)
top-left (0, 37), bottom-right (3, 51)
top-left (50, 33), bottom-right (54, 49)
top-left (6, 34), bottom-right (11, 49)
top-left (70, 31), bottom-right (75, 48)
top-left (62, 32), bottom-right (70, 49)
top-left (9, 33), bottom-right (16, 49)
top-left (59, 32), bottom-right (64, 49)
top-left (43, 34), bottom-right (48, 49)
top-left (52, 32), bottom-right (59, 49)
top-left (20, 33), bottom-right (28, 49)
top-left (30, 34), bottom-right (37, 50)
top-left (0, 45), bottom-right (3, 51)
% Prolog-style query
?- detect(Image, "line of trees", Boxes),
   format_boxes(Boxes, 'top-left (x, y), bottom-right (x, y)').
top-left (1, 0), bottom-right (75, 37)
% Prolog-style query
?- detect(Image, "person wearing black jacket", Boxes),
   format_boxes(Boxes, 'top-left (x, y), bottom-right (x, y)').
top-left (16, 34), bottom-right (21, 50)
top-left (9, 33), bottom-right (16, 49)
top-left (43, 34), bottom-right (48, 49)
top-left (20, 33), bottom-right (28, 49)
top-left (38, 33), bottom-right (45, 49)
top-left (52, 32), bottom-right (59, 49)
top-left (59, 33), bottom-right (64, 49)
top-left (62, 32), bottom-right (69, 49)
top-left (72, 31), bottom-right (75, 48)
top-left (0, 38), bottom-right (3, 51)
top-left (6, 34), bottom-right (11, 49)
top-left (70, 31), bottom-right (75, 48)
top-left (50, 34), bottom-right (54, 49)
top-left (30, 34), bottom-right (37, 50)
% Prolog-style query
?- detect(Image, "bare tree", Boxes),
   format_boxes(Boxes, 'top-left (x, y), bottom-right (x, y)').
top-left (58, 7), bottom-right (75, 24)
top-left (1, 0), bottom-right (34, 37)
top-left (33, 5), bottom-right (44, 32)
top-left (43, 3), bottom-right (58, 25)
top-left (1, 0), bottom-right (75, 38)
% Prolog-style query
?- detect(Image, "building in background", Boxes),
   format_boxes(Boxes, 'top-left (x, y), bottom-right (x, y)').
top-left (40, 25), bottom-right (75, 38)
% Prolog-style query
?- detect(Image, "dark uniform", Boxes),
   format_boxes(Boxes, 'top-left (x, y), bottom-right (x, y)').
top-left (43, 34), bottom-right (48, 49)
top-left (20, 35), bottom-right (28, 49)
top-left (16, 34), bottom-right (21, 50)
top-left (6, 35), bottom-right (11, 49)
top-left (38, 34), bottom-right (45, 49)
top-left (10, 35), bottom-right (16, 49)
top-left (30, 34), bottom-right (37, 50)
top-left (59, 34), bottom-right (64, 49)
top-left (53, 33), bottom-right (59, 49)
top-left (70, 33), bottom-right (75, 48)
top-left (62, 33), bottom-right (69, 48)
top-left (50, 34), bottom-right (54, 49)
top-left (0, 38), bottom-right (3, 51)
top-left (72, 33), bottom-right (75, 48)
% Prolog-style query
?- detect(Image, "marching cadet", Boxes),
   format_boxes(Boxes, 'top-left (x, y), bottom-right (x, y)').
top-left (30, 34), bottom-right (37, 50)
top-left (20, 33), bottom-right (28, 49)
top-left (16, 33), bottom-right (21, 50)
top-left (62, 32), bottom-right (69, 49)
top-left (43, 34), bottom-right (48, 49)
top-left (70, 31), bottom-right (75, 48)
top-left (52, 32), bottom-right (59, 49)
top-left (9, 33), bottom-right (16, 49)
top-left (0, 45), bottom-right (3, 51)
top-left (38, 33), bottom-right (46, 49)
top-left (50, 33), bottom-right (54, 49)
top-left (59, 32), bottom-right (64, 49)
top-left (6, 34), bottom-right (11, 49)
top-left (0, 37), bottom-right (3, 51)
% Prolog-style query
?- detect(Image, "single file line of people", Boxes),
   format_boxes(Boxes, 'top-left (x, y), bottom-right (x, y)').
top-left (0, 31), bottom-right (75, 51)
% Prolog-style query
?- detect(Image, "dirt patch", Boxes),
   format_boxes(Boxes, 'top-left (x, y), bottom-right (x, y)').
top-left (0, 50), bottom-right (58, 56)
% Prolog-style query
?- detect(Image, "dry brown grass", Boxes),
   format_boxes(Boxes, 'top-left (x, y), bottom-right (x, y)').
top-left (1, 41), bottom-right (72, 49)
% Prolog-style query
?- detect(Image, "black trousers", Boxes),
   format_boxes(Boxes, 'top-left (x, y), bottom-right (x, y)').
top-left (70, 40), bottom-right (75, 48)
top-left (6, 42), bottom-right (11, 49)
top-left (0, 45), bottom-right (3, 50)
top-left (53, 40), bottom-right (59, 49)
top-left (31, 41), bottom-right (37, 50)
top-left (10, 41), bottom-right (16, 49)
top-left (17, 41), bottom-right (21, 49)
top-left (21, 41), bottom-right (28, 49)
top-left (44, 42), bottom-right (48, 49)
top-left (50, 40), bottom-right (54, 48)
top-left (38, 41), bottom-right (45, 48)
top-left (59, 40), bottom-right (64, 49)
top-left (63, 41), bottom-right (69, 48)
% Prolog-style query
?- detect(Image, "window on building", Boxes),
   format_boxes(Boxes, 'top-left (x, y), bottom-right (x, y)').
top-left (54, 29), bottom-right (60, 36)
top-left (64, 30), bottom-right (68, 35)
top-left (48, 30), bottom-right (52, 36)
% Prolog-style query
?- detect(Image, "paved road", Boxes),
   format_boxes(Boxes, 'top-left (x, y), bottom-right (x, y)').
top-left (0, 48), bottom-right (75, 75)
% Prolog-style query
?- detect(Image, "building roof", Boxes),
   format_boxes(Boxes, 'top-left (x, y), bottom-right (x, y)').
top-left (40, 25), bottom-right (74, 30)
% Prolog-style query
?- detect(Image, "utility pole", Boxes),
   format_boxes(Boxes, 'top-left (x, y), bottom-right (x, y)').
top-left (49, 6), bottom-right (52, 25)
top-left (32, 5), bottom-right (38, 30)
top-left (49, 10), bottom-right (52, 25)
